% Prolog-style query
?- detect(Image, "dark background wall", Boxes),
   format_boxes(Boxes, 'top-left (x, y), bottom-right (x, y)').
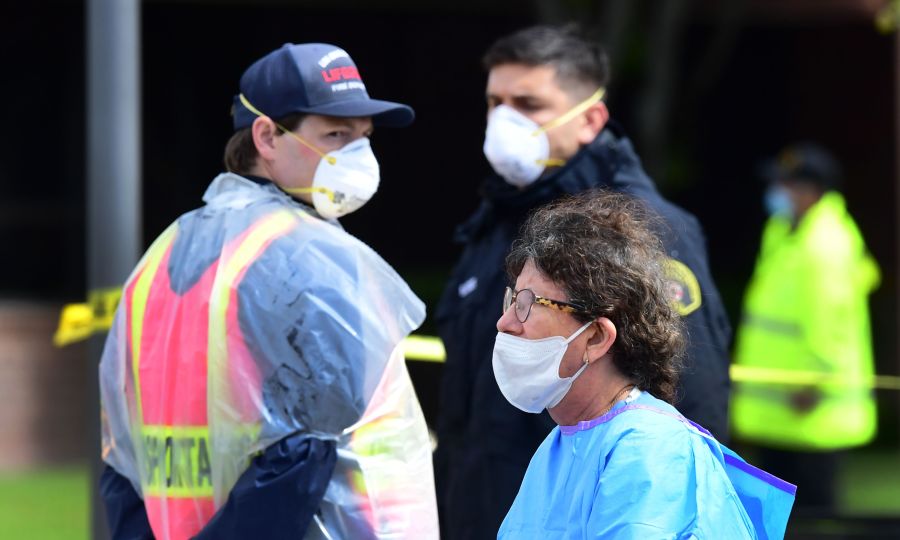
top-left (1, 0), bottom-right (897, 438)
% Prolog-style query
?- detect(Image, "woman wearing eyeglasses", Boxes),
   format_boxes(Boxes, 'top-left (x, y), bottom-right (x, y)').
top-left (494, 191), bottom-right (795, 539)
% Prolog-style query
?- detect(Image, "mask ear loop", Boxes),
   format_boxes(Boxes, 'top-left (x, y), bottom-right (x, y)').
top-left (530, 87), bottom-right (606, 168)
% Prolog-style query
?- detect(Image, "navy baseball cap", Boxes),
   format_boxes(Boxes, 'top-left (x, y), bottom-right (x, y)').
top-left (232, 43), bottom-right (414, 130)
top-left (761, 142), bottom-right (841, 190)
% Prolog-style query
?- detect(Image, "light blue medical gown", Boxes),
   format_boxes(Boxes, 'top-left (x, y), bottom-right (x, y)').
top-left (499, 391), bottom-right (759, 539)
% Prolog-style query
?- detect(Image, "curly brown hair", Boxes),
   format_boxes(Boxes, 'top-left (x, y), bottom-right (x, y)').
top-left (506, 190), bottom-right (684, 403)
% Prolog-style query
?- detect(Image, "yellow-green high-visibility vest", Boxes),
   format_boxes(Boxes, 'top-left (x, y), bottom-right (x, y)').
top-left (732, 191), bottom-right (880, 451)
top-left (124, 211), bottom-right (297, 539)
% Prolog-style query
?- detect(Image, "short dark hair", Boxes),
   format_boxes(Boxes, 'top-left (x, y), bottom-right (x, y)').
top-left (223, 113), bottom-right (306, 175)
top-left (483, 25), bottom-right (610, 95)
top-left (506, 190), bottom-right (684, 403)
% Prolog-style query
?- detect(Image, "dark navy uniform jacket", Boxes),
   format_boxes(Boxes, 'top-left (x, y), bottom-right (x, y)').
top-left (434, 122), bottom-right (732, 539)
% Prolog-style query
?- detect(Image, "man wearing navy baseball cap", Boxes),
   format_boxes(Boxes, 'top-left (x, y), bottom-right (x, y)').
top-left (227, 42), bottom-right (415, 219)
top-left (98, 43), bottom-right (438, 540)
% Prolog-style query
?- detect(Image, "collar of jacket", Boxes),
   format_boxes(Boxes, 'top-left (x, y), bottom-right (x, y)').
top-left (455, 120), bottom-right (645, 243)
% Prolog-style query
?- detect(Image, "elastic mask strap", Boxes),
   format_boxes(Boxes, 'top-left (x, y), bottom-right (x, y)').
top-left (530, 88), bottom-right (605, 169)
top-left (238, 94), bottom-right (337, 166)
top-left (538, 158), bottom-right (567, 167)
top-left (534, 87), bottom-right (605, 135)
top-left (282, 185), bottom-right (339, 202)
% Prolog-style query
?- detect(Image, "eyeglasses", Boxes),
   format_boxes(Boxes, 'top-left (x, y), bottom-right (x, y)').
top-left (503, 286), bottom-right (588, 323)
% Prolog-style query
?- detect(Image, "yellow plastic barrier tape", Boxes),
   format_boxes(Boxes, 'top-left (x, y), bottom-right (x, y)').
top-left (54, 288), bottom-right (124, 346)
top-left (56, 304), bottom-right (900, 392)
top-left (400, 335), bottom-right (900, 390)
top-left (53, 304), bottom-right (94, 346)
top-left (401, 334), bottom-right (447, 363)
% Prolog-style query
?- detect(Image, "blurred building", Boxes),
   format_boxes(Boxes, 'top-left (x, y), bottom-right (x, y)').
top-left (0, 303), bottom-right (88, 469)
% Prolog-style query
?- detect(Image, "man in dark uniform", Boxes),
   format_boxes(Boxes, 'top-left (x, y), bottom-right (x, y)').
top-left (434, 25), bottom-right (733, 539)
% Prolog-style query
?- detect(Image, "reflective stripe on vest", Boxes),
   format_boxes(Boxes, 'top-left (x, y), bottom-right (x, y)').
top-left (126, 210), bottom-right (298, 539)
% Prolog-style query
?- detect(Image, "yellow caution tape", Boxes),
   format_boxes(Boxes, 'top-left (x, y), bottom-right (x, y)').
top-left (53, 288), bottom-right (123, 347)
top-left (53, 304), bottom-right (95, 347)
top-left (88, 287), bottom-right (123, 331)
top-left (400, 335), bottom-right (900, 390)
top-left (401, 334), bottom-right (447, 363)
top-left (54, 304), bottom-right (900, 392)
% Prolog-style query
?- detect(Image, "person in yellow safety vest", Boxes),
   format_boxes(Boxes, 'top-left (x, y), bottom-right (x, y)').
top-left (98, 43), bottom-right (439, 540)
top-left (732, 142), bottom-right (880, 515)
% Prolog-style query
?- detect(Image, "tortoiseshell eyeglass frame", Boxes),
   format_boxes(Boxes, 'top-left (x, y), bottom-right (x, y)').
top-left (503, 286), bottom-right (589, 323)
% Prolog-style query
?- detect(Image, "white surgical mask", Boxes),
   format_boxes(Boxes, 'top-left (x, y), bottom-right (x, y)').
top-left (492, 321), bottom-right (593, 413)
top-left (291, 137), bottom-right (380, 219)
top-left (482, 88), bottom-right (605, 188)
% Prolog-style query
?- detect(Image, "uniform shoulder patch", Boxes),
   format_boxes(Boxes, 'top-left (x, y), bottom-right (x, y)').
top-left (663, 258), bottom-right (702, 316)
top-left (458, 276), bottom-right (478, 298)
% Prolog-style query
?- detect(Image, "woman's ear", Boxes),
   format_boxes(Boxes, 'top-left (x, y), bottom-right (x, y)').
top-left (584, 317), bottom-right (616, 364)
top-left (251, 116), bottom-right (279, 160)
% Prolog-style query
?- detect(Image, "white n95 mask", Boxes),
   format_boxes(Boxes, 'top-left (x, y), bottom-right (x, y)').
top-left (236, 94), bottom-right (380, 219)
top-left (289, 137), bottom-right (380, 219)
top-left (483, 105), bottom-right (552, 188)
top-left (482, 88), bottom-right (606, 188)
top-left (492, 321), bottom-right (593, 413)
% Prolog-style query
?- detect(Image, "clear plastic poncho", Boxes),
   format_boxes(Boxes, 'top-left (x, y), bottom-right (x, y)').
top-left (100, 173), bottom-right (439, 539)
